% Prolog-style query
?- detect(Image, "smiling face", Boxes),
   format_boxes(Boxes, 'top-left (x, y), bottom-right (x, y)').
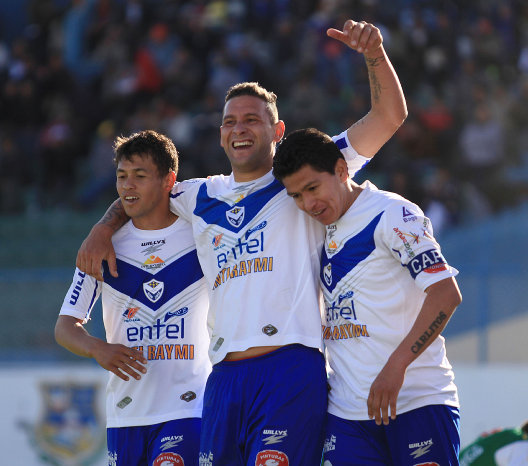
top-left (281, 159), bottom-right (355, 225)
top-left (220, 95), bottom-right (285, 181)
top-left (116, 154), bottom-right (175, 230)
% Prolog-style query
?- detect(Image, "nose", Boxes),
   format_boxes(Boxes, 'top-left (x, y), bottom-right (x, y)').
top-left (302, 193), bottom-right (317, 212)
top-left (232, 120), bottom-right (247, 134)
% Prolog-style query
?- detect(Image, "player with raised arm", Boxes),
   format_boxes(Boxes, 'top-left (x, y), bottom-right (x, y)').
top-left (76, 20), bottom-right (407, 465)
top-left (273, 127), bottom-right (462, 465)
top-left (55, 130), bottom-right (210, 465)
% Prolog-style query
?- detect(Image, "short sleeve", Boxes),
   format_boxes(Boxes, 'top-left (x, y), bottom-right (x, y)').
top-left (170, 178), bottom-right (205, 222)
top-left (384, 199), bottom-right (458, 292)
top-left (332, 130), bottom-right (371, 178)
top-left (59, 268), bottom-right (101, 324)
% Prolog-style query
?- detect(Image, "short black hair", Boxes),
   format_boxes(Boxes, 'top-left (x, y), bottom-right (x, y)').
top-left (273, 128), bottom-right (344, 181)
top-left (225, 82), bottom-right (279, 124)
top-left (113, 130), bottom-right (178, 178)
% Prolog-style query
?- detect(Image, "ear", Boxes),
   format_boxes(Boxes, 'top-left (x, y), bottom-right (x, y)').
top-left (165, 171), bottom-right (176, 191)
top-left (335, 158), bottom-right (349, 182)
top-left (273, 120), bottom-right (285, 143)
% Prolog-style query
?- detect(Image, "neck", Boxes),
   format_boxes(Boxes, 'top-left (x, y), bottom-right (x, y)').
top-left (132, 211), bottom-right (177, 230)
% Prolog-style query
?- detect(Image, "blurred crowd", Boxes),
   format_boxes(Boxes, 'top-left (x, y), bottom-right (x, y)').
top-left (2, 0), bottom-right (528, 236)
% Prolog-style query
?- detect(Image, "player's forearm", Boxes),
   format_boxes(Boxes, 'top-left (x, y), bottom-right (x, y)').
top-left (364, 44), bottom-right (407, 130)
top-left (97, 198), bottom-right (129, 233)
top-left (54, 316), bottom-right (104, 359)
top-left (387, 277), bottom-right (461, 369)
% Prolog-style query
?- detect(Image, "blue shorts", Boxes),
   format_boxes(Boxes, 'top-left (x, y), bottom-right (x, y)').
top-left (107, 417), bottom-right (200, 465)
top-left (323, 405), bottom-right (460, 465)
top-left (199, 344), bottom-right (328, 465)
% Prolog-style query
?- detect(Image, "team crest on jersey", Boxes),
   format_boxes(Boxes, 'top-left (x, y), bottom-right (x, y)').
top-left (226, 206), bottom-right (245, 228)
top-left (256, 449), bottom-right (289, 466)
top-left (323, 263), bottom-right (333, 286)
top-left (143, 279), bottom-right (164, 303)
top-left (28, 382), bottom-right (105, 465)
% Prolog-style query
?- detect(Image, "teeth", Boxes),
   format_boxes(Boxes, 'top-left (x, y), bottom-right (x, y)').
top-left (125, 196), bottom-right (138, 201)
top-left (233, 141), bottom-right (252, 148)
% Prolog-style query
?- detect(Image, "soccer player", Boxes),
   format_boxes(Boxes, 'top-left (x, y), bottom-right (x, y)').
top-left (55, 130), bottom-right (211, 466)
top-left (459, 421), bottom-right (528, 466)
top-left (273, 127), bottom-right (462, 465)
top-left (76, 20), bottom-right (407, 464)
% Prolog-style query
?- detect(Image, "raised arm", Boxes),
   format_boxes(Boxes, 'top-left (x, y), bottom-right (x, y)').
top-left (55, 315), bottom-right (147, 381)
top-left (367, 277), bottom-right (462, 425)
top-left (76, 198), bottom-right (128, 281)
top-left (327, 20), bottom-right (407, 157)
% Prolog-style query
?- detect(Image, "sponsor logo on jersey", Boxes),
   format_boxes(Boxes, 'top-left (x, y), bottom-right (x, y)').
top-left (338, 291), bottom-right (354, 305)
top-left (262, 324), bottom-right (278, 336)
top-left (328, 240), bottom-right (338, 251)
top-left (234, 194), bottom-right (245, 203)
top-left (323, 263), bottom-right (332, 286)
top-left (406, 250), bottom-right (447, 279)
top-left (213, 256), bottom-right (273, 290)
top-left (245, 221), bottom-right (267, 239)
top-left (141, 240), bottom-right (165, 256)
top-left (212, 233), bottom-right (224, 248)
top-left (153, 452), bottom-right (184, 465)
top-left (133, 343), bottom-right (195, 360)
top-left (164, 307), bottom-right (189, 322)
top-left (161, 434), bottom-right (183, 446)
top-left (127, 317), bottom-right (184, 342)
top-left (69, 271), bottom-right (86, 305)
top-left (326, 297), bottom-right (357, 322)
top-left (199, 451), bottom-right (214, 466)
top-left (143, 279), bottom-right (164, 303)
top-left (322, 323), bottom-right (370, 341)
top-left (216, 230), bottom-right (265, 269)
top-left (324, 434), bottom-right (336, 452)
top-left (29, 382), bottom-right (105, 465)
top-left (409, 438), bottom-right (433, 458)
top-left (256, 449), bottom-right (289, 466)
top-left (180, 391), bottom-right (196, 402)
top-left (262, 429), bottom-right (287, 445)
top-left (393, 227), bottom-right (416, 259)
top-left (402, 206), bottom-right (418, 222)
top-left (402, 231), bottom-right (421, 244)
top-left (226, 206), bottom-right (245, 228)
top-left (142, 255), bottom-right (165, 270)
top-left (123, 307), bottom-right (140, 322)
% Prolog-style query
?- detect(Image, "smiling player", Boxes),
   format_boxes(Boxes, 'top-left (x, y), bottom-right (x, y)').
top-left (55, 130), bottom-right (210, 465)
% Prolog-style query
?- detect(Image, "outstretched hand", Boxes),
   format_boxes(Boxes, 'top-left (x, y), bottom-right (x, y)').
top-left (327, 19), bottom-right (383, 54)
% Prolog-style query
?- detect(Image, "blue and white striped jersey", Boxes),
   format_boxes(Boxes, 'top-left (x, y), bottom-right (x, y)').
top-left (59, 218), bottom-right (211, 428)
top-left (170, 130), bottom-right (370, 365)
top-left (321, 181), bottom-right (459, 420)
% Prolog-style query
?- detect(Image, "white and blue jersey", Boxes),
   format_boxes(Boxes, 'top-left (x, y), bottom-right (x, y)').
top-left (59, 218), bottom-right (211, 428)
top-left (322, 181), bottom-right (460, 421)
top-left (169, 130), bottom-right (370, 365)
